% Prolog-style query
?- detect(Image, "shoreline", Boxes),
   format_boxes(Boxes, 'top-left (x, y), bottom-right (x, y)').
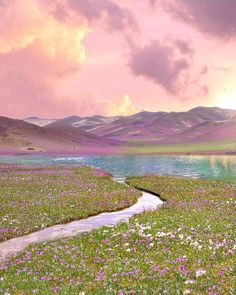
top-left (0, 150), bottom-right (236, 156)
top-left (0, 179), bottom-right (163, 260)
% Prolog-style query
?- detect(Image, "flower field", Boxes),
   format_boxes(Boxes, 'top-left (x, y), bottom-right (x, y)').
top-left (0, 172), bottom-right (235, 294)
top-left (0, 165), bottom-right (140, 241)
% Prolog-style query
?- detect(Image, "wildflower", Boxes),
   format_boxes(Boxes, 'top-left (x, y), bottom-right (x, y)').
top-left (178, 265), bottom-right (188, 276)
top-left (183, 289), bottom-right (191, 294)
top-left (159, 268), bottom-right (168, 276)
top-left (177, 256), bottom-right (185, 263)
top-left (218, 270), bottom-right (224, 276)
top-left (195, 269), bottom-right (206, 277)
top-left (185, 280), bottom-right (196, 284)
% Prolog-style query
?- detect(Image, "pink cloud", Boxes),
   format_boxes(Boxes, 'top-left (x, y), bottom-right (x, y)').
top-left (0, 0), bottom-right (142, 118)
top-left (41, 0), bottom-right (139, 33)
top-left (159, 0), bottom-right (236, 39)
top-left (0, 0), bottom-right (235, 118)
top-left (129, 38), bottom-right (206, 97)
top-left (0, 0), bottom-right (89, 117)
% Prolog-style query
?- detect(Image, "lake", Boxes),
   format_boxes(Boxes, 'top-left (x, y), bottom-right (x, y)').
top-left (0, 155), bottom-right (235, 181)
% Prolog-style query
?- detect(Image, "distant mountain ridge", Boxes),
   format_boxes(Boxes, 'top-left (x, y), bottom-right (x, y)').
top-left (31, 107), bottom-right (236, 142)
top-left (0, 116), bottom-right (121, 154)
top-left (0, 106), bottom-right (235, 154)
top-left (24, 117), bottom-right (57, 127)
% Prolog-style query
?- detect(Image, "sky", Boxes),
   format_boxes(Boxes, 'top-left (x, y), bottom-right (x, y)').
top-left (0, 0), bottom-right (236, 118)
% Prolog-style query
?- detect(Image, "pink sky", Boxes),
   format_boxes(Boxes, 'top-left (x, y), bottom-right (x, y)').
top-left (0, 0), bottom-right (236, 118)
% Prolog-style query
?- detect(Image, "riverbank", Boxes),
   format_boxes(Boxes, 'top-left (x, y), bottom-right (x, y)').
top-left (1, 175), bottom-right (235, 294)
top-left (0, 165), bottom-right (140, 242)
top-left (0, 138), bottom-right (236, 156)
top-left (0, 149), bottom-right (236, 156)
top-left (0, 191), bottom-right (163, 260)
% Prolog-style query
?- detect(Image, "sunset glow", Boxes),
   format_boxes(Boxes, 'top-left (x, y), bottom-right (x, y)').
top-left (217, 91), bottom-right (236, 110)
top-left (1, 0), bottom-right (236, 118)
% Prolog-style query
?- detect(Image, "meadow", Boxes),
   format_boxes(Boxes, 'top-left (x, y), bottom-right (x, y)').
top-left (123, 139), bottom-right (236, 154)
top-left (0, 171), bottom-right (235, 294)
top-left (0, 165), bottom-right (140, 241)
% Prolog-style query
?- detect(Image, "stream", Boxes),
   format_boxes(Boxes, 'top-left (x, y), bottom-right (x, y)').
top-left (0, 180), bottom-right (163, 260)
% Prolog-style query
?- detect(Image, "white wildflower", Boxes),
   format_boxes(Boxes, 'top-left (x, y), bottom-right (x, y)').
top-left (195, 269), bottom-right (206, 277)
top-left (185, 280), bottom-right (196, 284)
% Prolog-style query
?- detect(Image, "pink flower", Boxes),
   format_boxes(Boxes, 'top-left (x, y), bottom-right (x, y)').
top-left (177, 256), bottom-right (185, 263)
top-left (159, 268), bottom-right (168, 276)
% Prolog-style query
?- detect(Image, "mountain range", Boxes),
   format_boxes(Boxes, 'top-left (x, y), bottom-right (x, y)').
top-left (1, 107), bottom-right (236, 154)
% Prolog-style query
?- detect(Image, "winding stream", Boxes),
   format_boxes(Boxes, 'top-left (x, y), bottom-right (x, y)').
top-left (0, 182), bottom-right (163, 260)
top-left (3, 153), bottom-right (234, 260)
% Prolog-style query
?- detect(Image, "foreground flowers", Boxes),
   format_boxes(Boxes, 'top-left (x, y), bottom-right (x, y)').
top-left (0, 173), bottom-right (235, 294)
top-left (0, 165), bottom-right (140, 241)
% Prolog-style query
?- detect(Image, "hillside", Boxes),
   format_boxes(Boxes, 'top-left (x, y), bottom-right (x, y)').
top-left (0, 117), bottom-right (121, 154)
top-left (1, 107), bottom-right (236, 154)
top-left (35, 107), bottom-right (236, 143)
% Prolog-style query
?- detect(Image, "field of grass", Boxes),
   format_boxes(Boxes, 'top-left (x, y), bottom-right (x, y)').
top-left (1, 174), bottom-right (235, 294)
top-left (123, 139), bottom-right (236, 154)
top-left (0, 165), bottom-right (140, 241)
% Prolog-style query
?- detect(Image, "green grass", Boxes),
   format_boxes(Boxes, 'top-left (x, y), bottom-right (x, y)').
top-left (123, 139), bottom-right (236, 154)
top-left (1, 174), bottom-right (235, 294)
top-left (0, 165), bottom-right (140, 241)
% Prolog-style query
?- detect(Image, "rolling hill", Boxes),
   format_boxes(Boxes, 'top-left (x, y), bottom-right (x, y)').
top-left (88, 107), bottom-right (236, 141)
top-left (0, 117), bottom-right (121, 154)
top-left (1, 106), bottom-right (235, 154)
top-left (36, 107), bottom-right (236, 142)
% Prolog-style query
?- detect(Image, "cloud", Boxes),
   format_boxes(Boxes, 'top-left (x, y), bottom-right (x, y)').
top-left (106, 94), bottom-right (141, 116)
top-left (49, 94), bottom-right (141, 117)
top-left (159, 0), bottom-right (236, 39)
top-left (41, 0), bottom-right (139, 33)
top-left (129, 37), bottom-right (208, 99)
top-left (174, 39), bottom-right (194, 57)
top-left (0, 0), bottom-right (87, 56)
top-left (0, 0), bottom-right (88, 117)
top-left (0, 0), bottom-right (139, 117)
top-left (129, 39), bottom-right (194, 95)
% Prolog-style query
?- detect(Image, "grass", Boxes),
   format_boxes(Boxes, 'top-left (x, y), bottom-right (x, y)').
top-left (1, 174), bottom-right (235, 294)
top-left (123, 139), bottom-right (236, 154)
top-left (0, 165), bottom-right (140, 242)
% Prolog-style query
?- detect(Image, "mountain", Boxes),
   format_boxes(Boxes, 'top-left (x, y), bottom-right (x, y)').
top-left (24, 107), bottom-right (236, 140)
top-left (159, 116), bottom-right (236, 144)
top-left (0, 117), bottom-right (121, 154)
top-left (3, 107), bottom-right (236, 154)
top-left (89, 107), bottom-right (236, 141)
top-left (40, 107), bottom-right (236, 142)
top-left (44, 115), bottom-right (121, 132)
top-left (24, 117), bottom-right (57, 126)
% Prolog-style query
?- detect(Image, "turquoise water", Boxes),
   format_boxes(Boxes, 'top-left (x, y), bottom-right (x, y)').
top-left (0, 155), bottom-right (235, 181)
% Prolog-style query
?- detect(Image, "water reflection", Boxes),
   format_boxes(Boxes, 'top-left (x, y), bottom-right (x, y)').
top-left (0, 155), bottom-right (235, 181)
